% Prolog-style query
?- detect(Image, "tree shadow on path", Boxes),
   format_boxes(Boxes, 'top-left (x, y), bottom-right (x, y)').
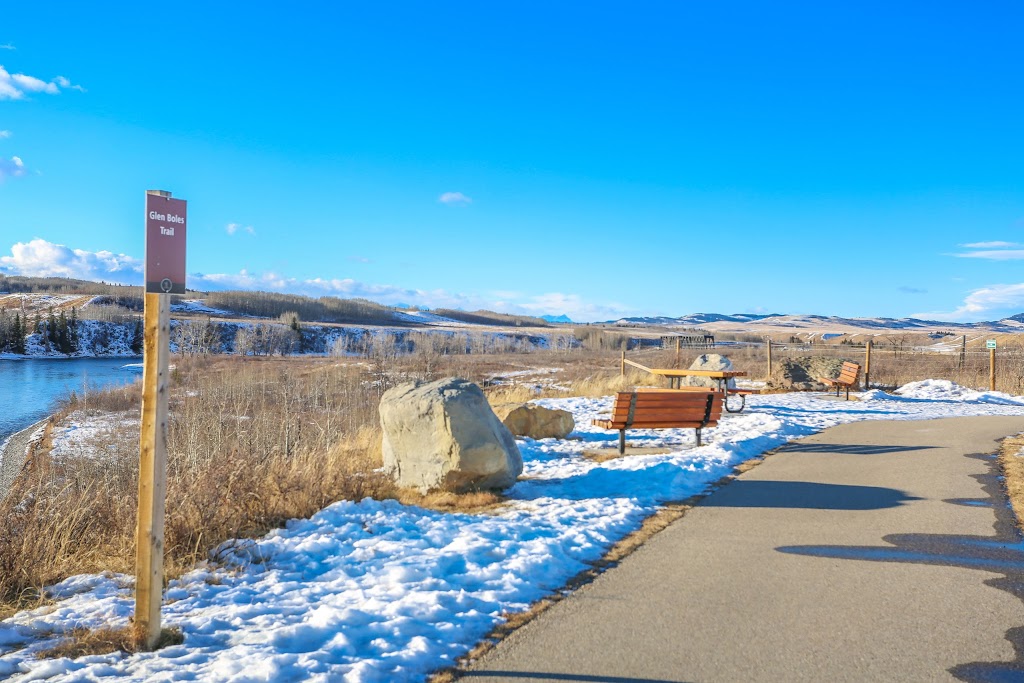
top-left (701, 480), bottom-right (922, 510)
top-left (776, 452), bottom-right (1024, 682)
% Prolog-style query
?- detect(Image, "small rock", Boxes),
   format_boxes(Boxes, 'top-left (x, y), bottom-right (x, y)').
top-left (492, 403), bottom-right (575, 440)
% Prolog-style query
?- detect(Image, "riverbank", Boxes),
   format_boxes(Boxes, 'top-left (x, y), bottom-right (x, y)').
top-left (0, 419), bottom-right (45, 502)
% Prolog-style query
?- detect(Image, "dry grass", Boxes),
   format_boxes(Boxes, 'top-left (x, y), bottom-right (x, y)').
top-left (567, 369), bottom-right (660, 397)
top-left (998, 434), bottom-right (1024, 535)
top-left (484, 384), bottom-right (545, 405)
top-left (0, 356), bottom-right (397, 609)
top-left (397, 489), bottom-right (506, 514)
top-left (38, 625), bottom-right (183, 659)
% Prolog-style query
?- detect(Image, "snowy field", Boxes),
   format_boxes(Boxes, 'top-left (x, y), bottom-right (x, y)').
top-left (2, 381), bottom-right (1024, 682)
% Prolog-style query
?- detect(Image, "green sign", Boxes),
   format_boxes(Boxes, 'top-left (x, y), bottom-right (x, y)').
top-left (986, 339), bottom-right (997, 350)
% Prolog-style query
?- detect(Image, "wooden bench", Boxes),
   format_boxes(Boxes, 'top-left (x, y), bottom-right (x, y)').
top-left (639, 385), bottom-right (760, 413)
top-left (592, 390), bottom-right (723, 454)
top-left (819, 361), bottom-right (861, 400)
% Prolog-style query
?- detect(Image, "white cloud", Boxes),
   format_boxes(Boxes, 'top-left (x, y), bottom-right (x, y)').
top-left (348, 256), bottom-right (372, 264)
top-left (226, 223), bottom-right (255, 236)
top-left (0, 130), bottom-right (10, 139)
top-left (54, 76), bottom-right (84, 92)
top-left (914, 283), bottom-right (1024, 322)
top-left (961, 241), bottom-right (1021, 249)
top-left (189, 272), bottom-right (628, 321)
top-left (11, 72), bottom-right (57, 94)
top-left (0, 239), bottom-right (142, 283)
top-left (1, 239), bottom-right (631, 321)
top-left (0, 64), bottom-right (82, 100)
top-left (0, 44), bottom-right (14, 51)
top-left (438, 191), bottom-right (472, 205)
top-left (954, 250), bottom-right (1024, 261)
top-left (0, 155), bottom-right (26, 179)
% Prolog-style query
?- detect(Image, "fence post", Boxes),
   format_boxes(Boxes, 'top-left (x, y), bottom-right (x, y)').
top-left (990, 347), bottom-right (996, 391)
top-left (960, 335), bottom-right (966, 370)
top-left (864, 339), bottom-right (872, 391)
top-left (136, 291), bottom-right (170, 650)
top-left (620, 350), bottom-right (625, 377)
top-left (766, 338), bottom-right (772, 379)
top-left (675, 337), bottom-right (681, 368)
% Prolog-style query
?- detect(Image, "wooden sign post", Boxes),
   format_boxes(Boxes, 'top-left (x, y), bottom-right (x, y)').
top-left (136, 190), bottom-right (186, 650)
top-left (864, 339), bottom-right (872, 391)
top-left (987, 339), bottom-right (997, 391)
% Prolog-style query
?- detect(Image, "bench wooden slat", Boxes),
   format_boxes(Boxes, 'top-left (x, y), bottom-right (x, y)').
top-left (595, 420), bottom-right (715, 430)
top-left (593, 390), bottom-right (723, 453)
top-left (604, 409), bottom-right (723, 425)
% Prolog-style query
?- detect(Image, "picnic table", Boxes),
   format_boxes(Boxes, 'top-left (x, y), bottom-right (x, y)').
top-left (649, 368), bottom-right (748, 393)
top-left (622, 357), bottom-right (754, 412)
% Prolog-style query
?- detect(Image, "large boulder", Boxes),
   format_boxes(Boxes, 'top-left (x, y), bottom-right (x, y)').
top-left (764, 356), bottom-right (850, 392)
top-left (492, 403), bottom-right (575, 440)
top-left (681, 354), bottom-right (736, 389)
top-left (379, 377), bottom-right (523, 493)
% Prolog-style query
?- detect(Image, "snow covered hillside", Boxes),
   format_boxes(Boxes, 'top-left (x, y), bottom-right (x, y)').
top-left (2, 381), bottom-right (1023, 682)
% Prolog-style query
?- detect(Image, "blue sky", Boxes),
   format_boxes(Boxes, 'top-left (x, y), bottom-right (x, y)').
top-left (1, 2), bottom-right (1023, 322)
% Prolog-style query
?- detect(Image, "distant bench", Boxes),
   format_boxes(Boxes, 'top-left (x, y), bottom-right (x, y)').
top-left (819, 361), bottom-right (861, 400)
top-left (593, 390), bottom-right (723, 454)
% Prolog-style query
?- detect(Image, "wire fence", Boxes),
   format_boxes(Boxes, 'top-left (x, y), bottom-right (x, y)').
top-left (623, 341), bottom-right (1024, 395)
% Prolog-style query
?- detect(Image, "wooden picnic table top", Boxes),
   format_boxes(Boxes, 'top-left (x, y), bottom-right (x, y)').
top-left (644, 368), bottom-right (747, 379)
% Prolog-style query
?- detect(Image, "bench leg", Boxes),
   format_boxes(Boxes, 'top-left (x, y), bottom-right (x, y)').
top-left (695, 428), bottom-right (702, 447)
top-left (619, 430), bottom-right (626, 454)
top-left (845, 385), bottom-right (850, 400)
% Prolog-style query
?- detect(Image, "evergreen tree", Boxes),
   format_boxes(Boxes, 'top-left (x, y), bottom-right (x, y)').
top-left (57, 310), bottom-right (73, 355)
top-left (130, 317), bottom-right (144, 355)
top-left (12, 312), bottom-right (25, 354)
top-left (69, 307), bottom-right (79, 352)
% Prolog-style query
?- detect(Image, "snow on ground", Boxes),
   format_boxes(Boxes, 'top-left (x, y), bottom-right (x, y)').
top-left (47, 411), bottom-right (138, 462)
top-left (170, 299), bottom-right (235, 316)
top-left (2, 384), bottom-right (1024, 682)
top-left (390, 310), bottom-right (466, 327)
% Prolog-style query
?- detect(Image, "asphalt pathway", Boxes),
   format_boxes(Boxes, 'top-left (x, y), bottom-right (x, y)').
top-left (461, 416), bottom-right (1024, 683)
top-left (0, 420), bottom-right (41, 502)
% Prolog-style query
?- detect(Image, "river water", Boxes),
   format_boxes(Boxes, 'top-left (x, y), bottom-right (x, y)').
top-left (0, 358), bottom-right (143, 443)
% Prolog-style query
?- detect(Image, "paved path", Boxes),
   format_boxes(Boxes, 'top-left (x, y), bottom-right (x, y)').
top-left (462, 416), bottom-right (1024, 682)
top-left (0, 420), bottom-right (42, 502)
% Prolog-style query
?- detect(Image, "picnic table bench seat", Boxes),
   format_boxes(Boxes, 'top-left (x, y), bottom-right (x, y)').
top-left (819, 361), bottom-right (861, 400)
top-left (593, 390), bottom-right (723, 454)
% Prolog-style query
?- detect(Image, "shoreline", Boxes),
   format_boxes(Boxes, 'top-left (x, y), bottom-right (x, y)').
top-left (0, 419), bottom-right (46, 503)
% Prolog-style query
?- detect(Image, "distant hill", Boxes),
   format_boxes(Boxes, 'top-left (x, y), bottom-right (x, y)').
top-left (611, 313), bottom-right (779, 326)
top-left (541, 314), bottom-right (573, 324)
top-left (605, 311), bottom-right (1024, 334)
